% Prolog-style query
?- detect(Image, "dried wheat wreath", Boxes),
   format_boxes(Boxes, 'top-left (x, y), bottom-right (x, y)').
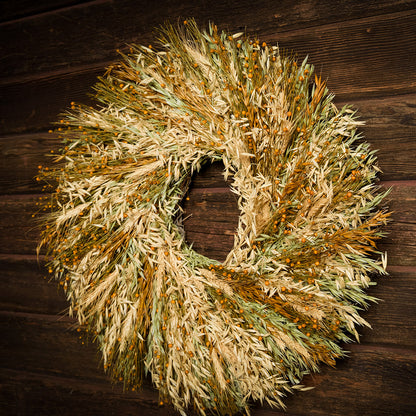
top-left (38, 20), bottom-right (390, 416)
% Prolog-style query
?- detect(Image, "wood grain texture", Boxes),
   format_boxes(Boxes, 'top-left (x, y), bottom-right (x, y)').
top-left (2, 11), bottom-right (416, 134)
top-left (358, 266), bottom-right (416, 347)
top-left (0, 0), bottom-right (89, 23)
top-left (0, 133), bottom-right (60, 194)
top-left (0, 68), bottom-right (100, 134)
top-left (344, 94), bottom-right (416, 181)
top-left (268, 9), bottom-right (416, 97)
top-left (1, 181), bottom-right (414, 266)
top-left (267, 346), bottom-right (416, 416)
top-left (0, 368), bottom-right (175, 416)
top-left (1, 0), bottom-right (415, 79)
top-left (0, 195), bottom-right (42, 255)
top-left (1, 92), bottom-right (415, 194)
top-left (1, 1), bottom-right (415, 415)
top-left (378, 182), bottom-right (416, 267)
top-left (183, 173), bottom-right (416, 267)
top-left (1, 312), bottom-right (415, 416)
top-left (1, 254), bottom-right (414, 348)
top-left (0, 255), bottom-right (68, 315)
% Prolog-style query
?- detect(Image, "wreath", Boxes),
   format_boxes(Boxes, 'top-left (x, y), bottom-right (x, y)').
top-left (38, 20), bottom-right (390, 416)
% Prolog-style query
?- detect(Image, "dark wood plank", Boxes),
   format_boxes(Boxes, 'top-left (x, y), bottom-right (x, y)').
top-left (0, 368), bottom-right (177, 416)
top-left (1, 9), bottom-right (415, 136)
top-left (271, 9), bottom-right (416, 98)
top-left (0, 133), bottom-right (60, 194)
top-left (183, 184), bottom-right (241, 262)
top-left (263, 345), bottom-right (416, 416)
top-left (0, 68), bottom-right (100, 135)
top-left (0, 368), bottom-right (178, 416)
top-left (1, 253), bottom-right (414, 347)
top-left (359, 266), bottom-right (416, 347)
top-left (344, 94), bottom-right (416, 181)
top-left (1, 0), bottom-right (415, 79)
top-left (0, 0), bottom-right (89, 23)
top-left (0, 181), bottom-right (414, 265)
top-left (3, 350), bottom-right (415, 416)
top-left (183, 180), bottom-right (416, 267)
top-left (1, 93), bottom-right (415, 194)
top-left (378, 181), bottom-right (416, 267)
top-left (0, 195), bottom-right (42, 255)
top-left (2, 7), bottom-right (416, 131)
top-left (0, 312), bottom-right (101, 381)
top-left (0, 255), bottom-right (68, 315)
top-left (1, 312), bottom-right (415, 416)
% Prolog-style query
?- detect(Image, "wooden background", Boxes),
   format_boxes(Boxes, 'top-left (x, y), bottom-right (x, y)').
top-left (1, 1), bottom-right (415, 415)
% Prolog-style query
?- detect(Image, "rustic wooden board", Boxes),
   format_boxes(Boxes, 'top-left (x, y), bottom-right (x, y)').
top-left (183, 177), bottom-right (416, 267)
top-left (2, 12), bottom-right (416, 134)
top-left (0, 180), bottom-right (414, 264)
top-left (345, 94), bottom-right (416, 181)
top-left (1, 2), bottom-right (415, 415)
top-left (2, 352), bottom-right (415, 416)
top-left (1, 312), bottom-right (415, 416)
top-left (378, 182), bottom-right (416, 267)
top-left (270, 10), bottom-right (416, 98)
top-left (0, 0), bottom-right (87, 22)
top-left (0, 68), bottom-right (100, 135)
top-left (0, 255), bottom-right (68, 315)
top-left (1, 92), bottom-right (415, 194)
top-left (0, 133), bottom-right (60, 194)
top-left (182, 190), bottom-right (239, 261)
top-left (1, 253), bottom-right (414, 347)
top-left (1, 0), bottom-right (415, 79)
top-left (358, 266), bottom-right (416, 347)
top-left (0, 368), bottom-right (174, 416)
top-left (268, 346), bottom-right (416, 416)
top-left (0, 312), bottom-right (107, 382)
top-left (0, 195), bottom-right (42, 255)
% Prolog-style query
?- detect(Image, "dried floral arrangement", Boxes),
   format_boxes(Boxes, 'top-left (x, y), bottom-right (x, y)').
top-left (37, 19), bottom-right (390, 416)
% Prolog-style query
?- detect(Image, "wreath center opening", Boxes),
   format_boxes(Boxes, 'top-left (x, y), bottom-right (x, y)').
top-left (182, 161), bottom-right (239, 262)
